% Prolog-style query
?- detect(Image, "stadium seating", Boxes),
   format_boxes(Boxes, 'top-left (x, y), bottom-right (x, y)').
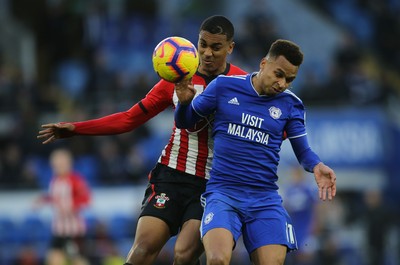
top-left (107, 214), bottom-right (136, 241)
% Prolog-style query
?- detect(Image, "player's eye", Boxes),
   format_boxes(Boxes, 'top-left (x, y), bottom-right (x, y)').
top-left (199, 42), bottom-right (207, 48)
top-left (286, 77), bottom-right (295, 83)
top-left (211, 45), bottom-right (222, 51)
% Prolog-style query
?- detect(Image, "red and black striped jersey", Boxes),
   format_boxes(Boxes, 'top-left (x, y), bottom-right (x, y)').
top-left (72, 63), bottom-right (247, 180)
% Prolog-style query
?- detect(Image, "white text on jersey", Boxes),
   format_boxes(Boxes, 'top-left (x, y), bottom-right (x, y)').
top-left (241, 113), bottom-right (264, 128)
top-left (227, 123), bottom-right (269, 145)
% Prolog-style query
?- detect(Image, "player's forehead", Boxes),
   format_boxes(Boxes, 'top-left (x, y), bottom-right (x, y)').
top-left (268, 55), bottom-right (299, 77)
top-left (198, 30), bottom-right (230, 45)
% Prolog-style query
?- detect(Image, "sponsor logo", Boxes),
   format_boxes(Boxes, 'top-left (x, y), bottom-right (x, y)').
top-left (228, 97), bottom-right (240, 105)
top-left (204, 212), bottom-right (214, 225)
top-left (269, 106), bottom-right (282, 119)
top-left (154, 193), bottom-right (170, 208)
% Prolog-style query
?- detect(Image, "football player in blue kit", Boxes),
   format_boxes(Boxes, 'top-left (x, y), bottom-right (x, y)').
top-left (174, 39), bottom-right (337, 265)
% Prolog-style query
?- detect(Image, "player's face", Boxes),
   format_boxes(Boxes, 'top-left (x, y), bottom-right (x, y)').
top-left (197, 30), bottom-right (234, 76)
top-left (254, 55), bottom-right (298, 96)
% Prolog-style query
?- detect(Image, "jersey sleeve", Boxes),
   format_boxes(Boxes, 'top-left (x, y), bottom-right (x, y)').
top-left (228, 64), bottom-right (248, 75)
top-left (73, 79), bottom-right (174, 135)
top-left (285, 100), bottom-right (321, 172)
top-left (284, 100), bottom-right (307, 139)
top-left (174, 103), bottom-right (202, 128)
top-left (71, 173), bottom-right (91, 211)
top-left (290, 136), bottom-right (321, 173)
top-left (191, 78), bottom-right (218, 116)
top-left (175, 78), bottom-right (218, 128)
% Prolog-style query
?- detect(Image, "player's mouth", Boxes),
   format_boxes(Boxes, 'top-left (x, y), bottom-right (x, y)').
top-left (201, 57), bottom-right (213, 65)
top-left (272, 87), bottom-right (281, 93)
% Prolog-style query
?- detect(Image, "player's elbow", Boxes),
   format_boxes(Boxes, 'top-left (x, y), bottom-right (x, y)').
top-left (174, 104), bottom-right (196, 129)
top-left (174, 115), bottom-right (196, 129)
top-left (174, 118), bottom-right (186, 129)
top-left (174, 112), bottom-right (189, 129)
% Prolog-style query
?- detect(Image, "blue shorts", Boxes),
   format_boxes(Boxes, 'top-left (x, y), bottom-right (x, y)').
top-left (200, 192), bottom-right (298, 254)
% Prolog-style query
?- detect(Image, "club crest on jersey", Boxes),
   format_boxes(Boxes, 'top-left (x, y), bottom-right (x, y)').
top-left (204, 212), bottom-right (214, 225)
top-left (154, 193), bottom-right (169, 208)
top-left (269, 106), bottom-right (282, 119)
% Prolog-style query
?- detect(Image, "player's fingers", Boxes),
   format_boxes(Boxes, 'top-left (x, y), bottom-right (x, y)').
top-left (328, 187), bottom-right (333, 201)
top-left (38, 129), bottom-right (47, 135)
top-left (37, 132), bottom-right (52, 139)
top-left (38, 128), bottom-right (53, 135)
top-left (42, 135), bottom-right (55, 145)
top-left (331, 173), bottom-right (337, 183)
top-left (332, 185), bottom-right (337, 197)
top-left (175, 79), bottom-right (190, 89)
top-left (188, 86), bottom-right (196, 94)
top-left (319, 187), bottom-right (326, 201)
top-left (37, 133), bottom-right (47, 139)
top-left (41, 123), bottom-right (56, 128)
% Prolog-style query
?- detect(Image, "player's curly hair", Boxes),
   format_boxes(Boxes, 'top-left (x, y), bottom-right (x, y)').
top-left (268, 39), bottom-right (304, 66)
top-left (200, 15), bottom-right (234, 41)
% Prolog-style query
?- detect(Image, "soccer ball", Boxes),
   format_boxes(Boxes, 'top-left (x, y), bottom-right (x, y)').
top-left (152, 36), bottom-right (199, 83)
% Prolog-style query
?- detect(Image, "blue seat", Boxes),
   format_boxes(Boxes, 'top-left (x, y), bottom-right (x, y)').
top-left (0, 217), bottom-right (18, 244)
top-left (75, 155), bottom-right (99, 186)
top-left (31, 156), bottom-right (52, 189)
top-left (84, 214), bottom-right (103, 239)
top-left (16, 215), bottom-right (51, 244)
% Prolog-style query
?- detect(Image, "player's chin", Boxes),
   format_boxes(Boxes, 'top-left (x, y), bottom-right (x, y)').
top-left (201, 59), bottom-right (214, 67)
top-left (201, 63), bottom-right (217, 74)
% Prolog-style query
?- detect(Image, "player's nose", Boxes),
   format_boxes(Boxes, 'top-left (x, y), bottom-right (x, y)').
top-left (203, 47), bottom-right (213, 57)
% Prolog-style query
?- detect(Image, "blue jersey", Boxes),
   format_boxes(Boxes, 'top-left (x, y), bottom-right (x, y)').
top-left (283, 178), bottom-right (318, 246)
top-left (186, 73), bottom-right (314, 201)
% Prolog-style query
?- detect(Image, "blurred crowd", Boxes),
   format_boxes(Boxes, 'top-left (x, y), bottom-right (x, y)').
top-left (302, 0), bottom-right (399, 106)
top-left (0, 0), bottom-right (399, 264)
top-left (1, 0), bottom-right (399, 189)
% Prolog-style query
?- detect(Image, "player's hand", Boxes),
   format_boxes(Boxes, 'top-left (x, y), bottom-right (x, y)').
top-left (175, 78), bottom-right (196, 105)
top-left (313, 162), bottom-right (337, 201)
top-left (37, 123), bottom-right (75, 144)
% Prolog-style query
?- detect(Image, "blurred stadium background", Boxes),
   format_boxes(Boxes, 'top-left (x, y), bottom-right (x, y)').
top-left (0, 0), bottom-right (399, 264)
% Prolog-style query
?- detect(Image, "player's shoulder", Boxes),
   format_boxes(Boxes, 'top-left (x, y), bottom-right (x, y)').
top-left (282, 89), bottom-right (303, 104)
top-left (228, 63), bottom-right (248, 75)
top-left (215, 73), bottom-right (248, 85)
top-left (69, 172), bottom-right (87, 186)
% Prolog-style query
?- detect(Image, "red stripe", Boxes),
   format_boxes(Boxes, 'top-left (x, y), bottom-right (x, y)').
top-left (160, 127), bottom-right (175, 165)
top-left (195, 127), bottom-right (208, 177)
top-left (176, 129), bottom-right (189, 172)
top-left (147, 184), bottom-right (156, 203)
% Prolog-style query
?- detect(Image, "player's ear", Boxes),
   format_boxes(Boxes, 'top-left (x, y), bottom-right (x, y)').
top-left (228, 41), bottom-right (235, 54)
top-left (260, 57), bottom-right (267, 69)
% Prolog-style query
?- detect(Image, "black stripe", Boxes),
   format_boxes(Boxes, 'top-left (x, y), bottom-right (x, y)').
top-left (139, 101), bottom-right (148, 114)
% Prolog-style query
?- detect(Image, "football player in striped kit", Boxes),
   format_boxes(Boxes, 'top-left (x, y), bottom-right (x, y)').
top-left (174, 39), bottom-right (337, 265)
top-left (38, 15), bottom-right (246, 265)
top-left (35, 148), bottom-right (91, 265)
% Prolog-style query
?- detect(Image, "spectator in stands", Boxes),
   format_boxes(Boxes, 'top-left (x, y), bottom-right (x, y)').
top-left (362, 189), bottom-right (392, 265)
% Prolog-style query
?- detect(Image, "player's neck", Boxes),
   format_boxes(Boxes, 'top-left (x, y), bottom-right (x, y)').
top-left (198, 63), bottom-right (227, 77)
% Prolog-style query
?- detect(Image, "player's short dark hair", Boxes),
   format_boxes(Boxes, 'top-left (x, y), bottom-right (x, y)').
top-left (200, 15), bottom-right (234, 41)
top-left (268, 39), bottom-right (304, 66)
